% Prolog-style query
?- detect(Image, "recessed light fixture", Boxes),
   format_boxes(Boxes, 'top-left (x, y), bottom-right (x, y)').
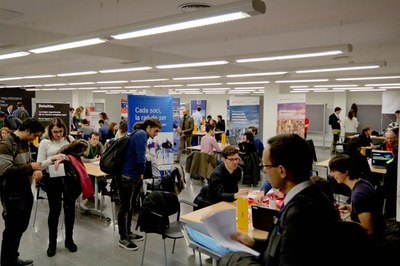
top-left (156, 60), bottom-right (228, 69)
top-left (226, 72), bottom-right (287, 78)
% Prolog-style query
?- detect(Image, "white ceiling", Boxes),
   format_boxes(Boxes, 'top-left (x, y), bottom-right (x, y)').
top-left (1, 0), bottom-right (400, 94)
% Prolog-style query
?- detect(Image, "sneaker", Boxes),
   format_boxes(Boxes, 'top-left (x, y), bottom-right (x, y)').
top-left (118, 239), bottom-right (139, 251)
top-left (128, 232), bottom-right (144, 242)
top-left (13, 258), bottom-right (33, 266)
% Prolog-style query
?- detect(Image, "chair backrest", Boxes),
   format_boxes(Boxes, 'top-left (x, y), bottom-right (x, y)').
top-left (136, 191), bottom-right (180, 234)
top-left (306, 139), bottom-right (318, 162)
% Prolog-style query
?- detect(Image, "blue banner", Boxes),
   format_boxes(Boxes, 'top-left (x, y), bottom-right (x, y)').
top-left (127, 95), bottom-right (173, 132)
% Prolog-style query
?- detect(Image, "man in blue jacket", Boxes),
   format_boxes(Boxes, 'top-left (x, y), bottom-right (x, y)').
top-left (116, 118), bottom-right (162, 251)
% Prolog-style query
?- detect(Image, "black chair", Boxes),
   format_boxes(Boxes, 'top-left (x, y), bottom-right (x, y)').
top-left (32, 182), bottom-right (47, 228)
top-left (136, 191), bottom-right (195, 265)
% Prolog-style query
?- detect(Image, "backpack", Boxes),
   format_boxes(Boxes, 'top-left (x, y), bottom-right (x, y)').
top-left (0, 138), bottom-right (18, 195)
top-left (161, 163), bottom-right (186, 195)
top-left (99, 130), bottom-right (138, 175)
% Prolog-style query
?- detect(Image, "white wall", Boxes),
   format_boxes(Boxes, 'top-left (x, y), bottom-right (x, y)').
top-left (34, 90), bottom-right (392, 148)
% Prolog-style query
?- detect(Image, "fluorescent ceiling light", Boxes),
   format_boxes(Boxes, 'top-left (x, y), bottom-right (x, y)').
top-left (172, 76), bottom-right (221, 80)
top-left (226, 72), bottom-right (287, 78)
top-left (175, 88), bottom-right (201, 91)
top-left (276, 79), bottom-right (329, 83)
top-left (99, 86), bottom-right (122, 89)
top-left (202, 88), bottom-right (230, 91)
top-left (77, 87), bottom-right (98, 90)
top-left (152, 84), bottom-right (183, 88)
top-left (24, 88), bottom-right (41, 91)
top-left (0, 77), bottom-right (23, 81)
top-left (41, 88), bottom-right (58, 91)
top-left (336, 76), bottom-right (400, 81)
top-left (379, 86), bottom-right (400, 89)
top-left (58, 88), bottom-right (76, 91)
top-left (23, 75), bottom-right (56, 79)
top-left (97, 81), bottom-right (128, 84)
top-left (234, 86), bottom-right (264, 89)
top-left (227, 81), bottom-right (269, 85)
top-left (57, 71), bottom-right (97, 77)
top-left (313, 84), bottom-right (358, 88)
top-left (236, 44), bottom-right (352, 63)
top-left (156, 60), bottom-right (228, 69)
top-left (332, 87), bottom-right (372, 90)
top-left (29, 38), bottom-right (106, 54)
top-left (124, 86), bottom-right (151, 89)
top-left (349, 89), bottom-right (386, 92)
top-left (295, 62), bottom-right (385, 74)
top-left (44, 83), bottom-right (67, 87)
top-left (111, 0), bottom-right (265, 40)
top-left (0, 51), bottom-right (30, 60)
top-left (187, 83), bottom-right (223, 86)
top-left (290, 86), bottom-right (309, 88)
top-left (131, 78), bottom-right (169, 82)
top-left (365, 83), bottom-right (400, 86)
top-left (68, 82), bottom-right (95, 85)
top-left (99, 67), bottom-right (152, 73)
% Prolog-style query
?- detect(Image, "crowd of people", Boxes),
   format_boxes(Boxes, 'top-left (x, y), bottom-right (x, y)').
top-left (0, 102), bottom-right (399, 266)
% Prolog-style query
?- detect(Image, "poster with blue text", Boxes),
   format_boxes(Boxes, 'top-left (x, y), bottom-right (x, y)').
top-left (128, 95), bottom-right (174, 164)
top-left (229, 97), bottom-right (260, 139)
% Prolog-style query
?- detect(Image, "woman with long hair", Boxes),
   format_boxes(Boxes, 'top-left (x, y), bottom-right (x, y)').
top-left (37, 117), bottom-right (78, 257)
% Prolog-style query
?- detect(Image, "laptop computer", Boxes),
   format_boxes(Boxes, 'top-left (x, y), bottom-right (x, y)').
top-left (251, 205), bottom-right (279, 232)
top-left (227, 136), bottom-right (238, 147)
top-left (371, 150), bottom-right (393, 168)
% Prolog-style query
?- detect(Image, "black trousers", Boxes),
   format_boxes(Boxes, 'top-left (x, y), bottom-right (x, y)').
top-left (1, 192), bottom-right (33, 265)
top-left (46, 178), bottom-right (76, 244)
top-left (116, 175), bottom-right (142, 240)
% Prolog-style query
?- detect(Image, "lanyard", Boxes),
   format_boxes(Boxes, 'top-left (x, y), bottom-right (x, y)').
top-left (89, 145), bottom-right (98, 158)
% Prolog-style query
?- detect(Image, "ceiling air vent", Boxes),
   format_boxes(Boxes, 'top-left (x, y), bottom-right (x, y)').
top-left (178, 2), bottom-right (214, 12)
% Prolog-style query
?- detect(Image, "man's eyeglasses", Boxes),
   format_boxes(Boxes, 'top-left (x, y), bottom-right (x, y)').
top-left (259, 163), bottom-right (278, 170)
top-left (226, 157), bottom-right (240, 162)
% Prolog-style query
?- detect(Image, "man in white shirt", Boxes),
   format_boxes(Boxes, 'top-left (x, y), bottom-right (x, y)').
top-left (192, 106), bottom-right (203, 128)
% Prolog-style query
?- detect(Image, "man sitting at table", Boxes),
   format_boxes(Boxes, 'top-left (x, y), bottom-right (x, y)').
top-left (82, 132), bottom-right (106, 194)
top-left (200, 124), bottom-right (222, 155)
top-left (193, 145), bottom-right (249, 210)
top-left (221, 134), bottom-right (340, 266)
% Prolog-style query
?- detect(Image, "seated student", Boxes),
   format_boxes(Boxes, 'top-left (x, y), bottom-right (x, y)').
top-left (358, 126), bottom-right (379, 149)
top-left (77, 119), bottom-right (93, 140)
top-left (200, 124), bottom-right (222, 155)
top-left (193, 146), bottom-right (250, 209)
top-left (238, 132), bottom-right (257, 155)
top-left (329, 154), bottom-right (386, 240)
top-left (379, 129), bottom-right (395, 152)
top-left (344, 137), bottom-right (373, 185)
top-left (222, 134), bottom-right (340, 266)
top-left (82, 132), bottom-right (107, 194)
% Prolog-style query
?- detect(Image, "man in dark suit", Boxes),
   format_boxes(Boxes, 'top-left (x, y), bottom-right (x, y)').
top-left (176, 108), bottom-right (194, 163)
top-left (328, 106), bottom-right (342, 154)
top-left (221, 134), bottom-right (339, 266)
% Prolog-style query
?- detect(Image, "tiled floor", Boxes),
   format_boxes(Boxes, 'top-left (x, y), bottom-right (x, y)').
top-left (0, 147), bottom-right (334, 266)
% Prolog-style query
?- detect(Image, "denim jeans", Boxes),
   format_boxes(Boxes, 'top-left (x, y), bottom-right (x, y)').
top-left (1, 193), bottom-right (33, 265)
top-left (116, 175), bottom-right (142, 240)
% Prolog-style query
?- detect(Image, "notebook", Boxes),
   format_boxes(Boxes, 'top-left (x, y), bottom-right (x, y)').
top-left (251, 205), bottom-right (279, 232)
top-left (370, 150), bottom-right (393, 168)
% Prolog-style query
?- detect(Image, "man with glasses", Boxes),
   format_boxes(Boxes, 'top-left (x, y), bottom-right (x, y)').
top-left (222, 134), bottom-right (339, 266)
top-left (0, 118), bottom-right (44, 266)
top-left (197, 145), bottom-right (250, 206)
